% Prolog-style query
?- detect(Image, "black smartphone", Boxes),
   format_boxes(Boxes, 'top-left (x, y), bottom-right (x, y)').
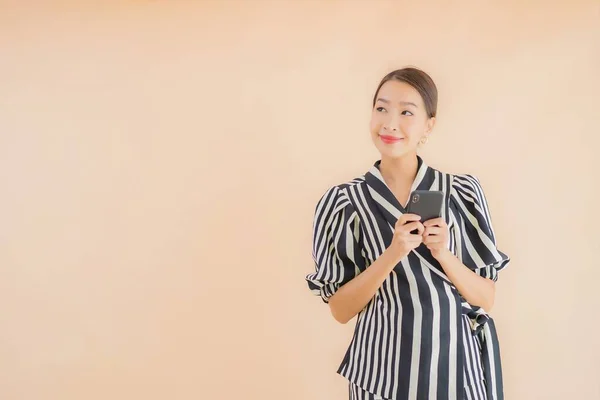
top-left (406, 190), bottom-right (444, 234)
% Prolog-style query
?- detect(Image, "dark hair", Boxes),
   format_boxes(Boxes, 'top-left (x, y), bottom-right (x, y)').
top-left (372, 67), bottom-right (438, 118)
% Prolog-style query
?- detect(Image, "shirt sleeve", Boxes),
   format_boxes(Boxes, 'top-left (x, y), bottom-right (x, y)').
top-left (305, 186), bottom-right (366, 303)
top-left (451, 174), bottom-right (510, 282)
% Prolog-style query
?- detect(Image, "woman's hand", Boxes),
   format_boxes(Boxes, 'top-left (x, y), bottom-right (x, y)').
top-left (422, 217), bottom-right (450, 259)
top-left (386, 214), bottom-right (425, 262)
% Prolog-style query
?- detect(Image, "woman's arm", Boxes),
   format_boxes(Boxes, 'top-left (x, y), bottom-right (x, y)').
top-left (422, 217), bottom-right (496, 312)
top-left (328, 247), bottom-right (402, 324)
top-left (328, 213), bottom-right (425, 324)
top-left (434, 249), bottom-right (496, 311)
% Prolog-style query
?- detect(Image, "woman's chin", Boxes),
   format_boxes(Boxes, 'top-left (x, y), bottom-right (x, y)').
top-left (375, 143), bottom-right (411, 158)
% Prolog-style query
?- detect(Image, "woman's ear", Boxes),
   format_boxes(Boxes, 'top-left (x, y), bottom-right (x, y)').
top-left (425, 116), bottom-right (436, 135)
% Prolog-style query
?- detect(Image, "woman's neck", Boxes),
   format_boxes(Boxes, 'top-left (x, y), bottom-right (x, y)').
top-left (379, 153), bottom-right (419, 192)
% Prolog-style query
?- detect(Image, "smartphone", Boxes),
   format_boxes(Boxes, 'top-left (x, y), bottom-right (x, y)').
top-left (406, 190), bottom-right (444, 234)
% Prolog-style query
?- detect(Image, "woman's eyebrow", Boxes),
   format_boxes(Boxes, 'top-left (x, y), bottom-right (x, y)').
top-left (376, 98), bottom-right (418, 107)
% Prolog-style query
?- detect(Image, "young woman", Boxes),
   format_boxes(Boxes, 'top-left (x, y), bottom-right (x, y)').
top-left (306, 67), bottom-right (510, 400)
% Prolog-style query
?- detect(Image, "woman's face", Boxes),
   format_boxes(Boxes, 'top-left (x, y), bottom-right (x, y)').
top-left (370, 79), bottom-right (435, 159)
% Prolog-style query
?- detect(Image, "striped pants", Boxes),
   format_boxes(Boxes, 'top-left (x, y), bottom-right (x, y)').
top-left (349, 380), bottom-right (488, 400)
top-left (349, 315), bottom-right (488, 400)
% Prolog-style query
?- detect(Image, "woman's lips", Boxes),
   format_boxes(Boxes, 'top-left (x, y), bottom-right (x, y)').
top-left (380, 135), bottom-right (404, 144)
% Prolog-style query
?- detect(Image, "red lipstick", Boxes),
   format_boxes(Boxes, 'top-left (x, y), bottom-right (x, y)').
top-left (380, 135), bottom-right (404, 144)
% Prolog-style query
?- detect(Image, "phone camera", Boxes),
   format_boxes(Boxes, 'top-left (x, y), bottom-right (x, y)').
top-left (412, 194), bottom-right (419, 203)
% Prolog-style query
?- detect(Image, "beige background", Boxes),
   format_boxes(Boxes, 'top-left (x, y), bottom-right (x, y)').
top-left (1, 1), bottom-right (599, 399)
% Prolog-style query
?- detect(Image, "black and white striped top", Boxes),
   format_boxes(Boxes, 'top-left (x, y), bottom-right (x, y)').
top-left (306, 156), bottom-right (510, 400)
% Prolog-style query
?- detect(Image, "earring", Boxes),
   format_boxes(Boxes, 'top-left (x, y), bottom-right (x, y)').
top-left (420, 136), bottom-right (429, 145)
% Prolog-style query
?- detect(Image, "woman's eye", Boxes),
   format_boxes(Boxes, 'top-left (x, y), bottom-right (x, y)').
top-left (375, 107), bottom-right (412, 116)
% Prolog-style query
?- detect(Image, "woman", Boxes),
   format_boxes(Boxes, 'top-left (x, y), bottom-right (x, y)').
top-left (305, 67), bottom-right (510, 400)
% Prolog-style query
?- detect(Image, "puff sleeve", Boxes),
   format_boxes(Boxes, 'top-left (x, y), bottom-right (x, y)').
top-left (450, 174), bottom-right (510, 282)
top-left (305, 186), bottom-right (366, 303)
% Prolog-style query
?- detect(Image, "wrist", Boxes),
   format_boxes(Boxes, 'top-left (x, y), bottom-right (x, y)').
top-left (432, 248), bottom-right (454, 263)
top-left (385, 244), bottom-right (408, 265)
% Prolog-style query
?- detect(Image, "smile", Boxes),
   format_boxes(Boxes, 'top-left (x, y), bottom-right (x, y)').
top-left (379, 135), bottom-right (404, 144)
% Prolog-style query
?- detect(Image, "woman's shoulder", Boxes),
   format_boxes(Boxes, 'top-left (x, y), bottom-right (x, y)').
top-left (450, 172), bottom-right (483, 191)
top-left (313, 175), bottom-right (366, 221)
top-left (318, 174), bottom-right (366, 201)
top-left (316, 182), bottom-right (358, 207)
top-left (448, 172), bottom-right (495, 215)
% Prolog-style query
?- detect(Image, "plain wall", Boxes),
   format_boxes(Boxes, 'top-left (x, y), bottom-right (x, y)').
top-left (1, 1), bottom-right (599, 399)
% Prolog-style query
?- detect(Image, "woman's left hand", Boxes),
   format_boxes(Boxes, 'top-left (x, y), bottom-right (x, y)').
top-left (422, 217), bottom-right (450, 259)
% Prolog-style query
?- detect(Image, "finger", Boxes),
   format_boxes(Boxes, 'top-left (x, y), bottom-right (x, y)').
top-left (425, 218), bottom-right (447, 228)
top-left (401, 221), bottom-right (422, 233)
top-left (406, 235), bottom-right (423, 244)
top-left (423, 235), bottom-right (443, 245)
top-left (423, 217), bottom-right (445, 227)
top-left (405, 222), bottom-right (424, 235)
top-left (415, 222), bottom-right (425, 236)
top-left (409, 237), bottom-right (423, 246)
top-left (398, 213), bottom-right (422, 225)
top-left (423, 226), bottom-right (443, 237)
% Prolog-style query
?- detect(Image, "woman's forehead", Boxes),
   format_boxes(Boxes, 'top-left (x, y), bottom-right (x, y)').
top-left (376, 80), bottom-right (423, 107)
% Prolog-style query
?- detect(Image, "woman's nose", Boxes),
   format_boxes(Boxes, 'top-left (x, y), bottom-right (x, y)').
top-left (384, 116), bottom-right (400, 131)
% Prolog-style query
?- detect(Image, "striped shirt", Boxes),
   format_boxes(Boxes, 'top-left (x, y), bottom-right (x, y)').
top-left (306, 156), bottom-right (510, 400)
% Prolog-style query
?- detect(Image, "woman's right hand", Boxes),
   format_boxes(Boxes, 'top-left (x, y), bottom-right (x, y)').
top-left (386, 214), bottom-right (425, 262)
